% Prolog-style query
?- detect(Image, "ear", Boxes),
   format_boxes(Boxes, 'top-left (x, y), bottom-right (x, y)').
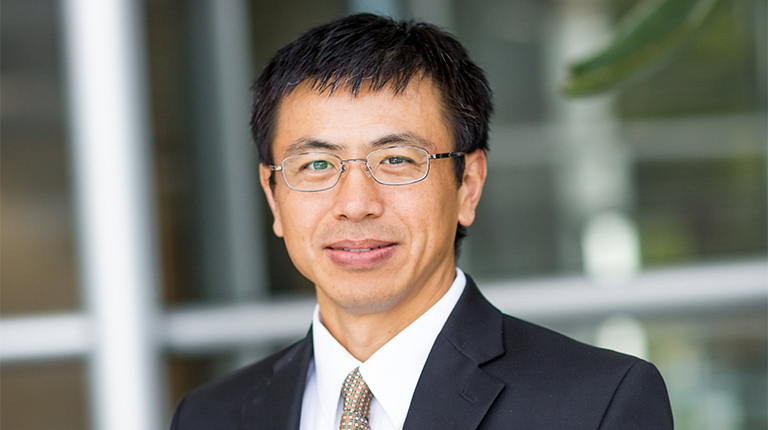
top-left (259, 164), bottom-right (284, 237)
top-left (457, 150), bottom-right (487, 227)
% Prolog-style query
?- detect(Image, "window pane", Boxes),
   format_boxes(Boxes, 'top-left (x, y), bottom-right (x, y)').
top-left (0, 0), bottom-right (80, 314)
top-left (0, 361), bottom-right (89, 430)
top-left (637, 158), bottom-right (767, 266)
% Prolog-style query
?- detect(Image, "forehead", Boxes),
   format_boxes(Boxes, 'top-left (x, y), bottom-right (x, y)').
top-left (272, 78), bottom-right (451, 158)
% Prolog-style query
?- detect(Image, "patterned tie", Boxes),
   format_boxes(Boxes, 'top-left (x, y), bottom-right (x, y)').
top-left (339, 367), bottom-right (374, 430)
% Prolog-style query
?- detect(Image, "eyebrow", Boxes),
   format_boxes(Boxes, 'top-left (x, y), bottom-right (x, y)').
top-left (285, 138), bottom-right (343, 154)
top-left (370, 133), bottom-right (435, 151)
top-left (284, 132), bottom-right (436, 155)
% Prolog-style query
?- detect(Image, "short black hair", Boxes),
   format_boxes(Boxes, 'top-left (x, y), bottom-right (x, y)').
top-left (250, 13), bottom-right (492, 256)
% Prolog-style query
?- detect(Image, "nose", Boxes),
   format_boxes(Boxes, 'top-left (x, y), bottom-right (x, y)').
top-left (332, 159), bottom-right (384, 222)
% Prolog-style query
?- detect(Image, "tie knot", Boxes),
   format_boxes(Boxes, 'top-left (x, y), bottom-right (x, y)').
top-left (340, 367), bottom-right (373, 430)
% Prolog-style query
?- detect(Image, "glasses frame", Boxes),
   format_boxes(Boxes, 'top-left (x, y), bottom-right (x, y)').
top-left (269, 145), bottom-right (466, 192)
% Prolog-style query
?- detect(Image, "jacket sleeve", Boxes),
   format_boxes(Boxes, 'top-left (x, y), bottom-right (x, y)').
top-left (598, 360), bottom-right (674, 430)
top-left (169, 395), bottom-right (187, 430)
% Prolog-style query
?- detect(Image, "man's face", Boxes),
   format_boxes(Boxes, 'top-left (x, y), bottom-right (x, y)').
top-left (260, 78), bottom-right (486, 319)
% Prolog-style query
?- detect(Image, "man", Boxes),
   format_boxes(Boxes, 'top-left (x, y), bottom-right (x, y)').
top-left (171, 13), bottom-right (673, 430)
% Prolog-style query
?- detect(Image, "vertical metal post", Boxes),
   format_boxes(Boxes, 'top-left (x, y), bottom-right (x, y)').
top-left (189, 0), bottom-right (266, 303)
top-left (209, 0), bottom-right (267, 301)
top-left (209, 0), bottom-right (271, 368)
top-left (61, 0), bottom-right (164, 429)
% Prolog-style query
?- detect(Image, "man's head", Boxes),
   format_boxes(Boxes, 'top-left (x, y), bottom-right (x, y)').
top-left (251, 14), bottom-right (492, 255)
top-left (252, 14), bottom-right (491, 324)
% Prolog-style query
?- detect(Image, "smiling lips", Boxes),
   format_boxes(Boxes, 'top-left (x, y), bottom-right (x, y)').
top-left (324, 239), bottom-right (398, 269)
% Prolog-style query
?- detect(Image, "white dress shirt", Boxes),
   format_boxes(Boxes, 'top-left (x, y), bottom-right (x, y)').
top-left (299, 268), bottom-right (467, 430)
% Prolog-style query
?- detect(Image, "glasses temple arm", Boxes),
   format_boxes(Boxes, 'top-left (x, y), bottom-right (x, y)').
top-left (429, 152), bottom-right (465, 160)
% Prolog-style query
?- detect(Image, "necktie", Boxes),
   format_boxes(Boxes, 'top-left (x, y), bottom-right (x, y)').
top-left (339, 367), bottom-right (374, 430)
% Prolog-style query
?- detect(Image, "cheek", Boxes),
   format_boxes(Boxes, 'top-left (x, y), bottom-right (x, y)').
top-left (393, 182), bottom-right (460, 245)
top-left (277, 205), bottom-right (321, 276)
top-left (432, 185), bottom-right (462, 243)
top-left (276, 195), bottom-right (328, 247)
top-left (279, 206), bottom-right (311, 240)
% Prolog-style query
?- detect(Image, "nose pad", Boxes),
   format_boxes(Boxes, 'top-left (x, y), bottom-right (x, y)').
top-left (361, 162), bottom-right (372, 178)
top-left (340, 160), bottom-right (372, 179)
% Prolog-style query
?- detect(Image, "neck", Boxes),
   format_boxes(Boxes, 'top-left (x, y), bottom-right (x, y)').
top-left (316, 266), bottom-right (456, 362)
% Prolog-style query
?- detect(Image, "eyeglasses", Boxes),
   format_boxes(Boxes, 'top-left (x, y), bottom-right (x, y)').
top-left (269, 145), bottom-right (465, 192)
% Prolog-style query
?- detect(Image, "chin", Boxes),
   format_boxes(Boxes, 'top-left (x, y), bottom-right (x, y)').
top-left (325, 282), bottom-right (405, 314)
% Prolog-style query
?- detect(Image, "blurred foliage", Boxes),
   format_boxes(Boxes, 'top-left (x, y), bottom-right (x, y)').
top-left (563, 0), bottom-right (736, 97)
top-left (617, 0), bottom-right (762, 117)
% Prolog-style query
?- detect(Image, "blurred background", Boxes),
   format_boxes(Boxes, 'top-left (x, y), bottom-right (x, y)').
top-left (1, 0), bottom-right (766, 429)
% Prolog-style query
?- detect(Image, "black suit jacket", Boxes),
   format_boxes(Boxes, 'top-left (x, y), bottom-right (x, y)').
top-left (171, 276), bottom-right (674, 429)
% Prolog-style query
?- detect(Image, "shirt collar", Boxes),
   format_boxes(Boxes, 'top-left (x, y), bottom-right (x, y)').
top-left (312, 268), bottom-right (466, 429)
top-left (311, 309), bottom-right (361, 426)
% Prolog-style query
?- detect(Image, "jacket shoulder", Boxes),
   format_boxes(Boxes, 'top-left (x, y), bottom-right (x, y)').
top-left (483, 314), bottom-right (672, 429)
top-left (170, 337), bottom-right (309, 430)
top-left (500, 313), bottom-right (639, 370)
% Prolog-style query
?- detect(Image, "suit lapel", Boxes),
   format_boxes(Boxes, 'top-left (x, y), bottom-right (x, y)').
top-left (240, 330), bottom-right (313, 430)
top-left (403, 276), bottom-right (506, 430)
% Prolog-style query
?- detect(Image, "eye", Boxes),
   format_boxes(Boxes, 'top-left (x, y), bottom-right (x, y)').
top-left (305, 159), bottom-right (332, 171)
top-left (381, 156), bottom-right (409, 165)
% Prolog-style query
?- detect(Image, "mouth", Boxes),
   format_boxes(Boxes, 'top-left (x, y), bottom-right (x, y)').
top-left (324, 240), bottom-right (398, 269)
top-left (326, 239), bottom-right (395, 251)
top-left (337, 245), bottom-right (388, 253)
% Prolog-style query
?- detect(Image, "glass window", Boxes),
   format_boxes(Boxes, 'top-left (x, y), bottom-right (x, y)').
top-left (1, 0), bottom-right (80, 315)
top-left (0, 361), bottom-right (89, 430)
